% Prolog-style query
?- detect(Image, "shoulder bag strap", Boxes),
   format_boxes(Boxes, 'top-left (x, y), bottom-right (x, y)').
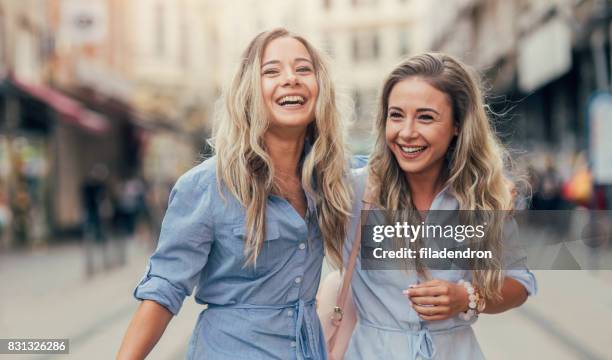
top-left (334, 201), bottom-right (372, 322)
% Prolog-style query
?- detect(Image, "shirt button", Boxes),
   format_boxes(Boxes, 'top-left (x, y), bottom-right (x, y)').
top-left (290, 341), bottom-right (297, 347)
top-left (298, 243), bottom-right (306, 250)
top-left (287, 309), bottom-right (294, 316)
top-left (294, 276), bottom-right (302, 284)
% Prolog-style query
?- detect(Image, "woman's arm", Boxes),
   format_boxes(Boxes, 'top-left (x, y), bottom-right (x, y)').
top-left (481, 276), bottom-right (527, 314)
top-left (405, 276), bottom-right (528, 321)
top-left (116, 300), bottom-right (173, 360)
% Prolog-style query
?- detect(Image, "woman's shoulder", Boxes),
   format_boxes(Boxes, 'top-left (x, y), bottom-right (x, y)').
top-left (349, 167), bottom-right (368, 185)
top-left (346, 167), bottom-right (369, 211)
top-left (348, 155), bottom-right (368, 188)
top-left (173, 156), bottom-right (218, 193)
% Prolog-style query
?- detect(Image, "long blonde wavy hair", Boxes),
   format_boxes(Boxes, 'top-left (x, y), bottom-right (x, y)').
top-left (212, 28), bottom-right (352, 268)
top-left (368, 53), bottom-right (514, 300)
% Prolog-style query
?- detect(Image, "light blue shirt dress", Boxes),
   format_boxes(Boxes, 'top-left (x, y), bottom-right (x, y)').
top-left (134, 156), bottom-right (327, 359)
top-left (344, 169), bottom-right (537, 360)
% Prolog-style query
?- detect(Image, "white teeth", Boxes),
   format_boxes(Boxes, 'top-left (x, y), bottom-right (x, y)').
top-left (400, 145), bottom-right (426, 153)
top-left (277, 95), bottom-right (305, 106)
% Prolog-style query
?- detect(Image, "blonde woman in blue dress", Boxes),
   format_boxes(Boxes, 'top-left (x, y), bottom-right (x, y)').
top-left (118, 28), bottom-right (352, 359)
top-left (344, 53), bottom-right (536, 359)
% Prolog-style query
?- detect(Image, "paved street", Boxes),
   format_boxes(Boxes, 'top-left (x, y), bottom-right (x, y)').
top-left (473, 270), bottom-right (612, 360)
top-left (0, 240), bottom-right (200, 360)
top-left (1, 241), bottom-right (611, 359)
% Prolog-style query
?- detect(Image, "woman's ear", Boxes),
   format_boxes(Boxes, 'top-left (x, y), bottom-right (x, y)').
top-left (504, 178), bottom-right (517, 202)
top-left (452, 119), bottom-right (460, 136)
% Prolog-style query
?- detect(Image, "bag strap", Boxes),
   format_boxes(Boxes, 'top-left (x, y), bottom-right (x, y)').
top-left (333, 201), bottom-right (372, 322)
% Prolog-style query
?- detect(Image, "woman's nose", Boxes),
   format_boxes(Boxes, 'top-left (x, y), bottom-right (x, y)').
top-left (398, 119), bottom-right (417, 139)
top-left (284, 70), bottom-right (298, 86)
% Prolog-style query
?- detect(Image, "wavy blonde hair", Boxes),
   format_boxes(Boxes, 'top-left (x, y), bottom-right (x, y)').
top-left (368, 53), bottom-right (514, 300)
top-left (212, 28), bottom-right (352, 268)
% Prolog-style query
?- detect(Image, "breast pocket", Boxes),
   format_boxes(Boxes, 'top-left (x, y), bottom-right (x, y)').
top-left (231, 221), bottom-right (290, 276)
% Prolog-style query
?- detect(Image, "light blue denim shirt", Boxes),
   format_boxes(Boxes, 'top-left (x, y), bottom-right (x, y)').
top-left (134, 156), bottom-right (327, 359)
top-left (344, 168), bottom-right (537, 360)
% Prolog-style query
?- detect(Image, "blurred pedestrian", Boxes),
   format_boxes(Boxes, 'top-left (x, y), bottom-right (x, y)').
top-left (0, 183), bottom-right (12, 249)
top-left (11, 176), bottom-right (30, 248)
top-left (118, 28), bottom-right (352, 359)
top-left (116, 177), bottom-right (146, 238)
top-left (114, 175), bottom-right (148, 266)
top-left (144, 181), bottom-right (170, 249)
top-left (531, 155), bottom-right (564, 210)
top-left (81, 163), bottom-right (111, 276)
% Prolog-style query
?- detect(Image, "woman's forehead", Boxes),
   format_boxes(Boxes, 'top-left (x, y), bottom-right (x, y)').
top-left (388, 78), bottom-right (451, 112)
top-left (262, 37), bottom-right (313, 64)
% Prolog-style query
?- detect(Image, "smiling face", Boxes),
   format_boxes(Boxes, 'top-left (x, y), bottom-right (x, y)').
top-left (385, 77), bottom-right (458, 179)
top-left (260, 36), bottom-right (319, 132)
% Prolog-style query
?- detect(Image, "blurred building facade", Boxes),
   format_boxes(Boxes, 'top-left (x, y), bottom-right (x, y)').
top-left (0, 0), bottom-right (213, 249)
top-left (50, 0), bottom-right (212, 185)
top-left (419, 0), bottom-right (612, 180)
top-left (309, 0), bottom-right (426, 153)
top-left (1, 0), bottom-right (610, 248)
top-left (202, 0), bottom-right (425, 153)
top-left (0, 0), bottom-right (55, 247)
top-left (202, 0), bottom-right (313, 99)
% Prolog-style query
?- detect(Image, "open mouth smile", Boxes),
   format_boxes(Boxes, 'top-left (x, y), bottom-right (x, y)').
top-left (399, 145), bottom-right (427, 154)
top-left (276, 95), bottom-right (306, 108)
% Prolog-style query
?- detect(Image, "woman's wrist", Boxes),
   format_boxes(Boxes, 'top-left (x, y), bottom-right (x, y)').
top-left (457, 280), bottom-right (479, 320)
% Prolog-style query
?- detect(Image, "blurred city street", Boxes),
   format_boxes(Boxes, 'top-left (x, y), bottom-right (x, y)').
top-left (0, 0), bottom-right (611, 359)
top-left (0, 240), bottom-right (610, 359)
top-left (0, 239), bottom-right (199, 360)
top-left (474, 270), bottom-right (612, 360)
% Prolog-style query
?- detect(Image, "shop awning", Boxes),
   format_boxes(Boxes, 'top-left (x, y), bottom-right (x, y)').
top-left (5, 75), bottom-right (110, 134)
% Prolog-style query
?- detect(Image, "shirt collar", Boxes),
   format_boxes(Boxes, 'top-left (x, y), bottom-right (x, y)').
top-left (429, 185), bottom-right (459, 210)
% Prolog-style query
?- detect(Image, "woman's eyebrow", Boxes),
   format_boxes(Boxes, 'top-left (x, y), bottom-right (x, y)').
top-left (261, 60), bottom-right (280, 68)
top-left (388, 106), bottom-right (404, 113)
top-left (294, 57), bottom-right (313, 64)
top-left (416, 107), bottom-right (440, 115)
top-left (262, 58), bottom-right (313, 68)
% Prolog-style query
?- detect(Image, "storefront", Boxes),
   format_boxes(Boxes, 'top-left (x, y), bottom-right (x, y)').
top-left (0, 74), bottom-right (112, 248)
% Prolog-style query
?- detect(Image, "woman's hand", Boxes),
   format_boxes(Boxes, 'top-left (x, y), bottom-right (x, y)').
top-left (403, 279), bottom-right (469, 321)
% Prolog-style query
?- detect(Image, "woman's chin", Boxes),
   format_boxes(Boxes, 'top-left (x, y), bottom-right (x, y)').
top-left (394, 155), bottom-right (444, 177)
top-left (398, 164), bottom-right (427, 176)
top-left (269, 117), bottom-right (315, 132)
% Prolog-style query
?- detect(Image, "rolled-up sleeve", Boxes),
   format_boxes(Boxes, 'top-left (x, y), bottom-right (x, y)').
top-left (134, 170), bottom-right (215, 315)
top-left (502, 218), bottom-right (537, 296)
top-left (505, 269), bottom-right (537, 296)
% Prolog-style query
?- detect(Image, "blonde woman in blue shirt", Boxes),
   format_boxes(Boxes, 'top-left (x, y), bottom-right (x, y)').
top-left (344, 53), bottom-right (536, 359)
top-left (117, 28), bottom-right (352, 360)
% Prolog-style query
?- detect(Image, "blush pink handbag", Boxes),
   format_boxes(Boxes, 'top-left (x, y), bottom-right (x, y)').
top-left (318, 202), bottom-right (370, 360)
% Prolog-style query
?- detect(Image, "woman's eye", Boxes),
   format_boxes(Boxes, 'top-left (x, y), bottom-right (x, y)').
top-left (389, 112), bottom-right (402, 119)
top-left (297, 66), bottom-right (312, 73)
top-left (262, 69), bottom-right (279, 75)
top-left (419, 114), bottom-right (434, 121)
